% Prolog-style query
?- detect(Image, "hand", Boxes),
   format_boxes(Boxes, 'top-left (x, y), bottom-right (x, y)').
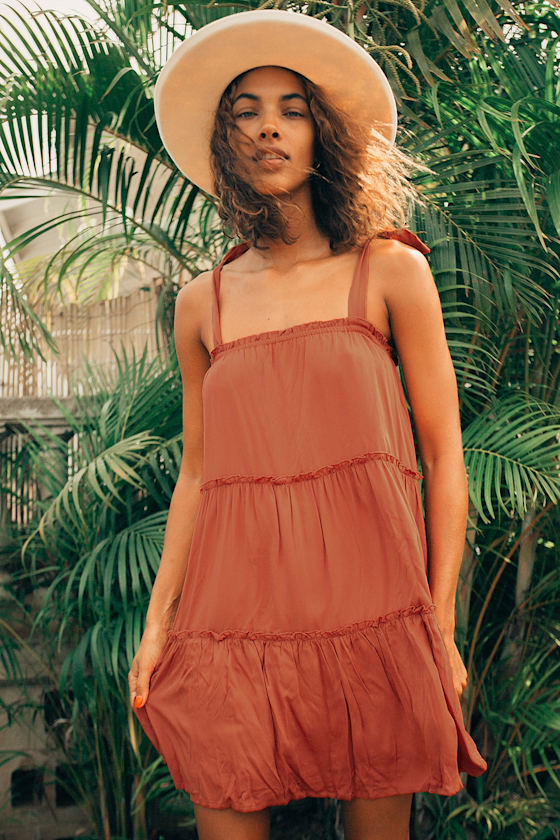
top-left (128, 628), bottom-right (168, 710)
top-left (439, 631), bottom-right (468, 699)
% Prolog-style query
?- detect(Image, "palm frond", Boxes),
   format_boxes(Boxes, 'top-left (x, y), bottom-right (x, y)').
top-left (462, 392), bottom-right (560, 523)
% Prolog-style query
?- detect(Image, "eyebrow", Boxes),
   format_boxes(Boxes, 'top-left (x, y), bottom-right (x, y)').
top-left (232, 93), bottom-right (308, 105)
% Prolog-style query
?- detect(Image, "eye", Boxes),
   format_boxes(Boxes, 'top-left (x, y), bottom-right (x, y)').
top-left (235, 110), bottom-right (306, 119)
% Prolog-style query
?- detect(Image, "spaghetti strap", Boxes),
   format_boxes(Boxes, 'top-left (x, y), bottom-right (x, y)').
top-left (212, 241), bottom-right (250, 347)
top-left (212, 230), bottom-right (429, 346)
top-left (347, 237), bottom-right (373, 319)
top-left (346, 228), bottom-right (431, 319)
top-left (211, 265), bottom-right (223, 348)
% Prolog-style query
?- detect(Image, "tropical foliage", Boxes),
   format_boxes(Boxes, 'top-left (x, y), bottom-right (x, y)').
top-left (1, 1), bottom-right (560, 838)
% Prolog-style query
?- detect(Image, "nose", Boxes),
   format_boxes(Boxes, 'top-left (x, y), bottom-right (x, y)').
top-left (259, 125), bottom-right (280, 139)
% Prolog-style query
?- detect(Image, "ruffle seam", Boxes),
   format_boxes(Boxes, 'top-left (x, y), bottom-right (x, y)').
top-left (168, 603), bottom-right (435, 642)
top-left (200, 450), bottom-right (423, 491)
top-left (210, 317), bottom-right (398, 365)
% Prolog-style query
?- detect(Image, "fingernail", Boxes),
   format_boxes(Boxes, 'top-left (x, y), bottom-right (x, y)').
top-left (135, 696), bottom-right (143, 708)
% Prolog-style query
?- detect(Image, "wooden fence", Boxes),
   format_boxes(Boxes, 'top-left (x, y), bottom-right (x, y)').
top-left (1, 284), bottom-right (162, 400)
top-left (0, 284), bottom-right (163, 532)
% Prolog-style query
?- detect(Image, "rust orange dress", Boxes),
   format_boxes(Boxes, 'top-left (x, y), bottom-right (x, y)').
top-left (134, 228), bottom-right (488, 811)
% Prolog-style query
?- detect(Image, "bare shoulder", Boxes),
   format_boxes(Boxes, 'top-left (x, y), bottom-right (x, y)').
top-left (369, 237), bottom-right (456, 409)
top-left (368, 235), bottom-right (449, 367)
top-left (173, 270), bottom-right (213, 342)
top-left (362, 237), bottom-right (435, 345)
top-left (370, 237), bottom-right (441, 327)
top-left (172, 272), bottom-right (215, 476)
top-left (367, 239), bottom-right (463, 466)
top-left (368, 236), bottom-right (434, 302)
top-left (172, 270), bottom-right (216, 380)
top-left (174, 270), bottom-right (213, 317)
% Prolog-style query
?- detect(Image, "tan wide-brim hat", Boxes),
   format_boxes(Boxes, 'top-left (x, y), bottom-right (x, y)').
top-left (155, 9), bottom-right (398, 197)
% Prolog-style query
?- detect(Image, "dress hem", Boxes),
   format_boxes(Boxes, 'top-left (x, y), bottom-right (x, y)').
top-left (181, 778), bottom-right (464, 812)
top-left (136, 602), bottom-right (489, 794)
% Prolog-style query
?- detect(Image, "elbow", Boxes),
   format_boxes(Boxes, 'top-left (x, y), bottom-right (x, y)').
top-left (420, 450), bottom-right (468, 479)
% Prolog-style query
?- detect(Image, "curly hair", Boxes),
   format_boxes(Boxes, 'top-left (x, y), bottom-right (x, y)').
top-left (209, 65), bottom-right (430, 253)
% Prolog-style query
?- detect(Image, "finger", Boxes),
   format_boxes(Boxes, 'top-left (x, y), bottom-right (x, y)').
top-left (133, 669), bottom-right (153, 709)
top-left (128, 664), bottom-right (141, 708)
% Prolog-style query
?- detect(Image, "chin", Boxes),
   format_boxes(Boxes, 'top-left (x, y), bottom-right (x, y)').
top-left (251, 183), bottom-right (289, 197)
top-left (252, 178), bottom-right (308, 198)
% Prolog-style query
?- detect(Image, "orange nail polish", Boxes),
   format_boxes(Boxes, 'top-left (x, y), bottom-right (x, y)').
top-left (135, 696), bottom-right (143, 708)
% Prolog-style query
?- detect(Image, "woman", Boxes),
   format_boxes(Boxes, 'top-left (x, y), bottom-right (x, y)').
top-left (129, 10), bottom-right (487, 840)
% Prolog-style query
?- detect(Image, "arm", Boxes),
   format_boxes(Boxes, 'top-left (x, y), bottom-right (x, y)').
top-left (377, 240), bottom-right (469, 696)
top-left (129, 271), bottom-right (213, 709)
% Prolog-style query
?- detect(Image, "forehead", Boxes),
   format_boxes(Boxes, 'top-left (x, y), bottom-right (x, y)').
top-left (234, 65), bottom-right (304, 90)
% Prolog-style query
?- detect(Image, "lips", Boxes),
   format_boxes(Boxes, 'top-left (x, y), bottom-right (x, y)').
top-left (255, 147), bottom-right (288, 160)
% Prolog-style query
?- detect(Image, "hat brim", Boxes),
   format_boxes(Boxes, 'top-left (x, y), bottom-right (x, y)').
top-left (155, 10), bottom-right (398, 197)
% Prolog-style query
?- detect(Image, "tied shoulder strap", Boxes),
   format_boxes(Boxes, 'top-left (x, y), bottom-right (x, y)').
top-left (347, 237), bottom-right (373, 319)
top-left (346, 228), bottom-right (430, 320)
top-left (211, 241), bottom-right (251, 347)
top-left (377, 228), bottom-right (431, 255)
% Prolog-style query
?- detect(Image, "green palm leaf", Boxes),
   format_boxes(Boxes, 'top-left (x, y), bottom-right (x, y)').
top-left (463, 392), bottom-right (560, 523)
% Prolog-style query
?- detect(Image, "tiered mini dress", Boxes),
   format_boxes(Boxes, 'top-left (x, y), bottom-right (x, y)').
top-left (134, 228), bottom-right (488, 812)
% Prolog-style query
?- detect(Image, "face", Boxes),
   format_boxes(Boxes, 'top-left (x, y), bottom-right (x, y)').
top-left (229, 65), bottom-right (315, 196)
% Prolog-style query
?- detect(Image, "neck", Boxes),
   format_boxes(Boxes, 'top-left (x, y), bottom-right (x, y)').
top-left (251, 185), bottom-right (331, 272)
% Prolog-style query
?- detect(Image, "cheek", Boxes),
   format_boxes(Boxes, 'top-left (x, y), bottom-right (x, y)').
top-left (231, 124), bottom-right (255, 151)
top-left (296, 125), bottom-right (316, 160)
